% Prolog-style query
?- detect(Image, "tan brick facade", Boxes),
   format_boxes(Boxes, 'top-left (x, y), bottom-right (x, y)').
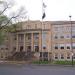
top-left (1, 20), bottom-right (75, 61)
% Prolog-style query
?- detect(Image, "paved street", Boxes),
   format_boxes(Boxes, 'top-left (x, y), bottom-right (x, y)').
top-left (0, 64), bottom-right (75, 75)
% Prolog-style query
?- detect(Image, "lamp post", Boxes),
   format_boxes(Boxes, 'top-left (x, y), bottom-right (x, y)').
top-left (69, 15), bottom-right (73, 66)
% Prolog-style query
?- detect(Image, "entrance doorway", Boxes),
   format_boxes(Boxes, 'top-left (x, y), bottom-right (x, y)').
top-left (40, 52), bottom-right (48, 61)
top-left (20, 46), bottom-right (23, 52)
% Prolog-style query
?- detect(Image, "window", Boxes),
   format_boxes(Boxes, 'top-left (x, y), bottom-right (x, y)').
top-left (60, 46), bottom-right (64, 49)
top-left (55, 53), bottom-right (58, 59)
top-left (72, 46), bottom-right (75, 49)
top-left (43, 52), bottom-right (48, 57)
top-left (43, 46), bottom-right (46, 49)
top-left (66, 44), bottom-right (71, 50)
top-left (67, 46), bottom-right (70, 49)
top-left (20, 46), bottom-right (23, 52)
top-left (18, 34), bottom-right (24, 41)
top-left (67, 53), bottom-right (70, 59)
top-left (61, 54), bottom-right (64, 59)
top-left (40, 52), bottom-right (48, 58)
top-left (26, 33), bottom-right (31, 40)
top-left (72, 43), bottom-right (75, 49)
top-left (73, 54), bottom-right (75, 59)
top-left (40, 52), bottom-right (42, 57)
top-left (35, 46), bottom-right (39, 52)
top-left (60, 44), bottom-right (64, 49)
top-left (55, 36), bottom-right (58, 39)
top-left (60, 36), bottom-right (64, 39)
top-left (72, 35), bottom-right (75, 38)
top-left (54, 44), bottom-right (58, 49)
top-left (27, 46), bottom-right (31, 52)
top-left (34, 33), bottom-right (39, 40)
top-left (55, 46), bottom-right (58, 49)
top-left (66, 34), bottom-right (71, 39)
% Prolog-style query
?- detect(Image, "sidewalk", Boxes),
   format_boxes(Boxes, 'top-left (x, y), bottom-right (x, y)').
top-left (0, 60), bottom-right (75, 67)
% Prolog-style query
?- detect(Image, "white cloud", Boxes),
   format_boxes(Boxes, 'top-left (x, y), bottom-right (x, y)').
top-left (14, 0), bottom-right (75, 21)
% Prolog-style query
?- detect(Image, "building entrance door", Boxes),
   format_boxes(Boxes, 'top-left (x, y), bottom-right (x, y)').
top-left (43, 52), bottom-right (48, 61)
top-left (27, 46), bottom-right (31, 57)
top-left (40, 52), bottom-right (48, 61)
top-left (20, 46), bottom-right (23, 52)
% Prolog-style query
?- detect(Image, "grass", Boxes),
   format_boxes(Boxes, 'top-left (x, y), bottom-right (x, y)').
top-left (54, 60), bottom-right (75, 65)
top-left (32, 61), bottom-right (50, 64)
top-left (32, 60), bottom-right (75, 65)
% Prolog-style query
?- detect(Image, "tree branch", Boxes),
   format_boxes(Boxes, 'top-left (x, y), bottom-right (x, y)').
top-left (0, 7), bottom-right (8, 15)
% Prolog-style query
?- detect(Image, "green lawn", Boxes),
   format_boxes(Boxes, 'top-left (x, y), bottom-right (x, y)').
top-left (32, 60), bottom-right (75, 65)
top-left (32, 61), bottom-right (50, 64)
top-left (54, 61), bottom-right (75, 65)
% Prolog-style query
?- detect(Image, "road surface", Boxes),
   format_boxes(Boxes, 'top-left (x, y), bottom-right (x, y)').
top-left (0, 64), bottom-right (75, 75)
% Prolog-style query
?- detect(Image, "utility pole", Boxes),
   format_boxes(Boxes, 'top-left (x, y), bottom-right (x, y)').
top-left (69, 15), bottom-right (73, 66)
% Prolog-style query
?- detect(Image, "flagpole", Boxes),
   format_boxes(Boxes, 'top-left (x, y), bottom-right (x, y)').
top-left (41, 0), bottom-right (43, 61)
top-left (41, 0), bottom-right (46, 61)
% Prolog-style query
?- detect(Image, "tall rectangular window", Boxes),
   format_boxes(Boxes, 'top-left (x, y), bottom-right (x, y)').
top-left (61, 54), bottom-right (64, 59)
top-left (34, 46), bottom-right (39, 52)
top-left (72, 35), bottom-right (75, 38)
top-left (33, 33), bottom-right (39, 40)
top-left (55, 36), bottom-right (58, 39)
top-left (61, 47), bottom-right (64, 49)
top-left (60, 36), bottom-right (64, 39)
top-left (54, 44), bottom-right (58, 49)
top-left (66, 34), bottom-right (71, 39)
top-left (67, 53), bottom-right (70, 59)
top-left (26, 33), bottom-right (31, 40)
top-left (72, 43), bottom-right (75, 49)
top-left (43, 52), bottom-right (48, 58)
top-left (18, 34), bottom-right (24, 41)
top-left (73, 54), bottom-right (75, 59)
top-left (60, 44), bottom-right (64, 50)
top-left (42, 32), bottom-right (47, 49)
top-left (54, 53), bottom-right (58, 59)
top-left (66, 44), bottom-right (71, 50)
top-left (67, 46), bottom-right (70, 49)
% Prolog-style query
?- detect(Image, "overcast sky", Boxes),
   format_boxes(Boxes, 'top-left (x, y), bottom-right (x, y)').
top-left (13, 0), bottom-right (75, 21)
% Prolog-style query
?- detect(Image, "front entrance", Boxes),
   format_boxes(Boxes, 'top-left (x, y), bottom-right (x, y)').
top-left (20, 46), bottom-right (23, 52)
top-left (40, 52), bottom-right (48, 61)
top-left (27, 46), bottom-right (31, 57)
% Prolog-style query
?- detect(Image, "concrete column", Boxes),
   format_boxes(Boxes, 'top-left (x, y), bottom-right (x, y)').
top-left (39, 32), bottom-right (42, 52)
top-left (24, 34), bottom-right (26, 52)
top-left (8, 33), bottom-right (13, 53)
top-left (16, 34), bottom-right (18, 52)
top-left (31, 33), bottom-right (34, 52)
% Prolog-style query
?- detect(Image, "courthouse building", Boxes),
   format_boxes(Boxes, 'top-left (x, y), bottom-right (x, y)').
top-left (0, 20), bottom-right (75, 61)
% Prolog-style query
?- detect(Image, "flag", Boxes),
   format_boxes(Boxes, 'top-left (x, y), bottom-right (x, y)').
top-left (42, 2), bottom-right (46, 19)
top-left (42, 12), bottom-right (46, 19)
top-left (43, 3), bottom-right (46, 8)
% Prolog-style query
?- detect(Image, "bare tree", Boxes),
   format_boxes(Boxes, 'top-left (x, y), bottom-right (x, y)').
top-left (0, 0), bottom-right (14, 15)
top-left (0, 0), bottom-right (27, 29)
top-left (0, 0), bottom-right (27, 45)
